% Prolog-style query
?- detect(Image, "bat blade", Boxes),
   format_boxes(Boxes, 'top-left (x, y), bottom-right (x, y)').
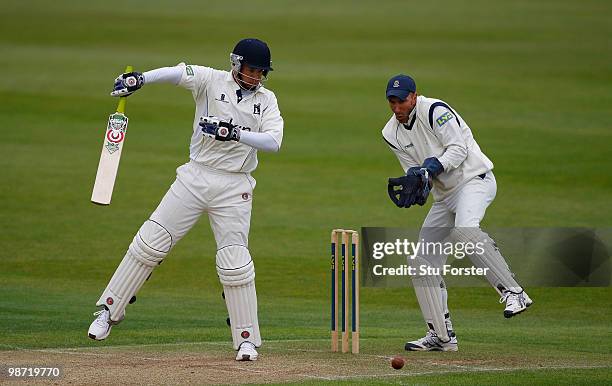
top-left (91, 65), bottom-right (132, 205)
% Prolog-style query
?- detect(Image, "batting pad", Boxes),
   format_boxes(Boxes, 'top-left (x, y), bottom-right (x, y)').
top-left (410, 256), bottom-right (450, 342)
top-left (452, 227), bottom-right (522, 294)
top-left (97, 220), bottom-right (172, 321)
top-left (216, 245), bottom-right (261, 349)
top-left (440, 278), bottom-right (449, 316)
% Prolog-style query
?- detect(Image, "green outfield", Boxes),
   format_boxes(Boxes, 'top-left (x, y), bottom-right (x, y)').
top-left (1, 0), bottom-right (611, 384)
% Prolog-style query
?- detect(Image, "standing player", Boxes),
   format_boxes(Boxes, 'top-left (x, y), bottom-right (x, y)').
top-left (87, 38), bottom-right (283, 361)
top-left (383, 74), bottom-right (532, 352)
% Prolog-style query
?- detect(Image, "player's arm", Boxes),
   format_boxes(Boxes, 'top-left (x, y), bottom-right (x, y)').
top-left (239, 131), bottom-right (279, 152)
top-left (396, 106), bottom-right (468, 206)
top-left (199, 119), bottom-right (280, 152)
top-left (405, 105), bottom-right (469, 184)
top-left (226, 96), bottom-right (283, 152)
top-left (429, 106), bottom-right (468, 173)
top-left (257, 94), bottom-right (283, 152)
top-left (110, 66), bottom-right (183, 97)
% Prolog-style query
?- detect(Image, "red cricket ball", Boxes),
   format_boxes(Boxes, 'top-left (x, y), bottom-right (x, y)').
top-left (391, 356), bottom-right (405, 370)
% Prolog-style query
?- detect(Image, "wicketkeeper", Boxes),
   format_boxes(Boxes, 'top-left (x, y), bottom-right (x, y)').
top-left (383, 74), bottom-right (532, 352)
top-left (88, 38), bottom-right (283, 361)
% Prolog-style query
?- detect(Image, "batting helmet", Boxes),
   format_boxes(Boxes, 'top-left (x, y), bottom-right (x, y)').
top-left (230, 38), bottom-right (273, 74)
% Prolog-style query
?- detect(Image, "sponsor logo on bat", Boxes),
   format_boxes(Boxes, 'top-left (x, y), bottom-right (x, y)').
top-left (104, 113), bottom-right (128, 154)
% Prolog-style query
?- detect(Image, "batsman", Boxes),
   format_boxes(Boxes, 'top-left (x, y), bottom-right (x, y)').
top-left (88, 38), bottom-right (283, 361)
top-left (383, 75), bottom-right (532, 352)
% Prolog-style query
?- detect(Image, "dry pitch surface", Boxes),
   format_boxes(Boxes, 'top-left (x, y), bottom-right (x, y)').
top-left (2, 338), bottom-right (609, 385)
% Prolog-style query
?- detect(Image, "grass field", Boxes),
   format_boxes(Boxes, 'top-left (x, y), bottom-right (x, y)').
top-left (1, 0), bottom-right (611, 384)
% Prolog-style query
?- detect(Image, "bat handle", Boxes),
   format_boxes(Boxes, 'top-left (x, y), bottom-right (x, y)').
top-left (116, 65), bottom-right (133, 114)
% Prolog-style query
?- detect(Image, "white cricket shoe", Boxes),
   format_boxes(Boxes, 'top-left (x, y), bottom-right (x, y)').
top-left (405, 330), bottom-right (458, 352)
top-left (236, 341), bottom-right (258, 361)
top-left (500, 290), bottom-right (533, 318)
top-left (88, 308), bottom-right (112, 341)
top-left (88, 307), bottom-right (124, 341)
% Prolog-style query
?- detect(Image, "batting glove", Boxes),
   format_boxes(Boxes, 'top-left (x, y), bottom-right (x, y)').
top-left (199, 116), bottom-right (241, 142)
top-left (110, 72), bottom-right (144, 97)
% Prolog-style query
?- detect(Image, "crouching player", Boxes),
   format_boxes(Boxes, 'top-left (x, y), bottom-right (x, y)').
top-left (382, 74), bottom-right (532, 352)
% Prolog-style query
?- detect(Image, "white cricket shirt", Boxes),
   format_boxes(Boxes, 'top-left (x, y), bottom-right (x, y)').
top-left (382, 95), bottom-right (494, 200)
top-left (177, 64), bottom-right (284, 173)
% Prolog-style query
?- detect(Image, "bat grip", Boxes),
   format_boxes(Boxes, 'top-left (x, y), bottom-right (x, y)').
top-left (116, 65), bottom-right (133, 114)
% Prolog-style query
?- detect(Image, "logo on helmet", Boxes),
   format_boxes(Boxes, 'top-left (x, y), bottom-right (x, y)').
top-left (393, 80), bottom-right (400, 88)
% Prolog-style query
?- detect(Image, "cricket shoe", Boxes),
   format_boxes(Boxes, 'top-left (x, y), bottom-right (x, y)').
top-left (500, 290), bottom-right (533, 318)
top-left (405, 330), bottom-right (458, 352)
top-left (88, 307), bottom-right (123, 341)
top-left (236, 341), bottom-right (258, 361)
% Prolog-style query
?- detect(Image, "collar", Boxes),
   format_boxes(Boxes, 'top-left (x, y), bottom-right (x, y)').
top-left (401, 107), bottom-right (417, 130)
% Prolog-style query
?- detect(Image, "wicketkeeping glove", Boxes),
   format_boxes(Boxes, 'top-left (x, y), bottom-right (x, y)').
top-left (407, 167), bottom-right (432, 206)
top-left (199, 116), bottom-right (241, 142)
top-left (110, 72), bottom-right (144, 97)
top-left (387, 173), bottom-right (421, 208)
top-left (406, 157), bottom-right (443, 206)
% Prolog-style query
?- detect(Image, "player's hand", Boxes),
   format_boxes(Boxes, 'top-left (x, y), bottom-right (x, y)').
top-left (407, 167), bottom-right (432, 206)
top-left (199, 116), bottom-right (241, 142)
top-left (387, 173), bottom-right (421, 208)
top-left (110, 72), bottom-right (144, 97)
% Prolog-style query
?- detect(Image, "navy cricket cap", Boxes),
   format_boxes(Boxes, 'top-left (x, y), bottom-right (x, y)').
top-left (386, 74), bottom-right (416, 100)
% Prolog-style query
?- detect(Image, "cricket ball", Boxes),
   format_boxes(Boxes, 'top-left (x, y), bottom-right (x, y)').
top-left (391, 356), bottom-right (405, 370)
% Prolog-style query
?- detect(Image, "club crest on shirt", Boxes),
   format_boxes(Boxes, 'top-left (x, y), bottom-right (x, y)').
top-left (215, 93), bottom-right (229, 103)
top-left (436, 111), bottom-right (454, 126)
top-left (253, 103), bottom-right (261, 115)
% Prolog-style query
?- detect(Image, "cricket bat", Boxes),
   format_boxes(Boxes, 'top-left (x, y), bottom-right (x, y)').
top-left (91, 65), bottom-right (133, 205)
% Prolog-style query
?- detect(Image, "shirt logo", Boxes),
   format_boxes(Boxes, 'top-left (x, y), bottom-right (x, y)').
top-left (393, 80), bottom-right (400, 87)
top-left (215, 93), bottom-right (229, 103)
top-left (185, 66), bottom-right (194, 76)
top-left (436, 111), bottom-right (454, 127)
top-left (253, 103), bottom-right (261, 115)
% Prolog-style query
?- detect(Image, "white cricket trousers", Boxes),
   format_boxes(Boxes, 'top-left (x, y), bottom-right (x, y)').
top-left (416, 172), bottom-right (497, 270)
top-left (424, 172), bottom-right (496, 229)
top-left (151, 160), bottom-right (256, 249)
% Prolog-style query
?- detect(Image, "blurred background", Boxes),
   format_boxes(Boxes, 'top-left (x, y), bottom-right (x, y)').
top-left (1, 0), bottom-right (610, 352)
